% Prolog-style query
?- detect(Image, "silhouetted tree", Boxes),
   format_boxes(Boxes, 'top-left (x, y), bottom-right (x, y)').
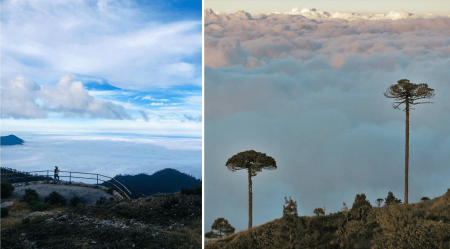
top-left (350, 193), bottom-right (372, 221)
top-left (383, 79), bottom-right (434, 204)
top-left (385, 191), bottom-right (402, 205)
top-left (225, 150), bottom-right (277, 229)
top-left (340, 202), bottom-right (349, 213)
top-left (274, 197), bottom-right (305, 248)
top-left (376, 198), bottom-right (384, 207)
top-left (205, 217), bottom-right (235, 239)
top-left (313, 208), bottom-right (324, 216)
top-left (420, 197), bottom-right (430, 202)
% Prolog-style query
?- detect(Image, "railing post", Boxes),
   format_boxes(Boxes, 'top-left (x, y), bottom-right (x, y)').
top-left (97, 174), bottom-right (98, 187)
top-left (70, 172), bottom-right (72, 184)
top-left (47, 170), bottom-right (49, 183)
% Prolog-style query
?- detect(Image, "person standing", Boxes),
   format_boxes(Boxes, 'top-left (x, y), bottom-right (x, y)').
top-left (54, 166), bottom-right (60, 183)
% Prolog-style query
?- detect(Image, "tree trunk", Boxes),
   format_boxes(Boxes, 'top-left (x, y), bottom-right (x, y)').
top-left (248, 169), bottom-right (252, 229)
top-left (405, 102), bottom-right (409, 204)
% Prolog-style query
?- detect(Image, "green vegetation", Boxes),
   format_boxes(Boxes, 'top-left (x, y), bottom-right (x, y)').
top-left (44, 191), bottom-right (67, 206)
top-left (205, 190), bottom-right (450, 249)
top-left (225, 150), bottom-right (277, 229)
top-left (181, 184), bottom-right (202, 195)
top-left (1, 181), bottom-right (15, 198)
top-left (1, 207), bottom-right (10, 218)
top-left (385, 191), bottom-right (402, 205)
top-left (313, 207), bottom-right (325, 216)
top-left (205, 218), bottom-right (235, 239)
top-left (102, 168), bottom-right (201, 198)
top-left (69, 196), bottom-right (85, 207)
top-left (383, 79), bottom-right (435, 204)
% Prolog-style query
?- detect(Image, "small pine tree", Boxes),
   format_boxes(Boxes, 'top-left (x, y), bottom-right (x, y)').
top-left (376, 198), bottom-right (384, 207)
top-left (350, 193), bottom-right (372, 221)
top-left (420, 197), bottom-right (430, 202)
top-left (385, 191), bottom-right (402, 205)
top-left (205, 217), bottom-right (235, 240)
top-left (340, 202), bottom-right (349, 213)
top-left (313, 207), bottom-right (325, 216)
top-left (274, 197), bottom-right (305, 249)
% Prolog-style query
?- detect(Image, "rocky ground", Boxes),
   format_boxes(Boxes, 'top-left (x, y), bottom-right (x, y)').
top-left (1, 192), bottom-right (202, 249)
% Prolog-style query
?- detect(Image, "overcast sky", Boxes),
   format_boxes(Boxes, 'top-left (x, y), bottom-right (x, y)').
top-left (1, 0), bottom-right (202, 177)
top-left (204, 6), bottom-right (450, 233)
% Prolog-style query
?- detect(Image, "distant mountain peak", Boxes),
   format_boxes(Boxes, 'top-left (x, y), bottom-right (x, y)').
top-left (1, 134), bottom-right (24, 146)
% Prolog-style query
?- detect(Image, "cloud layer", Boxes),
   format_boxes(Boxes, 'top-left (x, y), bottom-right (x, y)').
top-left (1, 0), bottom-right (202, 90)
top-left (1, 75), bottom-right (130, 120)
top-left (205, 8), bottom-right (450, 232)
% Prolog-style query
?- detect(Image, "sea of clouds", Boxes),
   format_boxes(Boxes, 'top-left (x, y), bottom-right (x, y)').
top-left (204, 8), bottom-right (450, 232)
top-left (1, 132), bottom-right (202, 183)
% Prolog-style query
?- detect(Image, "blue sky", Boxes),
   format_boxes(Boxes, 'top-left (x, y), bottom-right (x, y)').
top-left (1, 0), bottom-right (202, 177)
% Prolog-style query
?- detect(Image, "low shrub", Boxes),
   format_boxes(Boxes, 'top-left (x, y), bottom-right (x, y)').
top-left (76, 203), bottom-right (85, 210)
top-left (96, 197), bottom-right (107, 205)
top-left (30, 200), bottom-right (50, 211)
top-left (1, 182), bottom-right (15, 199)
top-left (44, 191), bottom-right (66, 206)
top-left (1, 207), bottom-right (9, 218)
top-left (69, 196), bottom-right (85, 207)
top-left (22, 217), bottom-right (30, 225)
top-left (23, 188), bottom-right (39, 203)
top-left (180, 185), bottom-right (202, 195)
top-left (162, 196), bottom-right (180, 209)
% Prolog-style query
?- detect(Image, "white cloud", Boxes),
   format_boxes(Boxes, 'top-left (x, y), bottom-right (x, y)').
top-left (1, 75), bottom-right (131, 120)
top-left (1, 0), bottom-right (201, 90)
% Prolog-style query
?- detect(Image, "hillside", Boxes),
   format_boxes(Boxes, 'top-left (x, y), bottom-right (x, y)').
top-left (103, 168), bottom-right (201, 198)
top-left (0, 167), bottom-right (48, 184)
top-left (205, 190), bottom-right (450, 249)
top-left (1, 135), bottom-right (24, 146)
top-left (1, 187), bottom-right (202, 249)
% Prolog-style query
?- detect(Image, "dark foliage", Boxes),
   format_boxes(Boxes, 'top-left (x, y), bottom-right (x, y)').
top-left (1, 134), bottom-right (24, 146)
top-left (96, 197), bottom-right (107, 205)
top-left (44, 191), bottom-right (67, 206)
top-left (225, 150), bottom-right (277, 174)
top-left (206, 217), bottom-right (235, 239)
top-left (1, 207), bottom-right (9, 218)
top-left (23, 188), bottom-right (39, 203)
top-left (162, 196), bottom-right (180, 209)
top-left (101, 168), bottom-right (201, 198)
top-left (385, 191), bottom-right (402, 205)
top-left (181, 184), bottom-right (202, 195)
top-left (1, 167), bottom-right (49, 184)
top-left (206, 191), bottom-right (450, 249)
top-left (421, 196), bottom-right (430, 201)
top-left (1, 228), bottom-right (27, 249)
top-left (1, 181), bottom-right (15, 198)
top-left (313, 207), bottom-right (325, 216)
top-left (349, 193), bottom-right (372, 221)
top-left (274, 197), bottom-right (305, 248)
top-left (69, 196), bottom-right (85, 207)
top-left (375, 198), bottom-right (384, 207)
top-left (30, 200), bottom-right (50, 211)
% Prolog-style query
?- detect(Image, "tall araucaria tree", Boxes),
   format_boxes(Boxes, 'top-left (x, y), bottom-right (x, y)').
top-left (226, 150), bottom-right (277, 229)
top-left (383, 79), bottom-right (434, 204)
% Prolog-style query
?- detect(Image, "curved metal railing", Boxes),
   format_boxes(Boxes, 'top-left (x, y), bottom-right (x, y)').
top-left (0, 170), bottom-right (132, 200)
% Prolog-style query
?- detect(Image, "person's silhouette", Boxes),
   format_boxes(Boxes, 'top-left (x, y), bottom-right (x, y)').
top-left (54, 166), bottom-right (60, 183)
